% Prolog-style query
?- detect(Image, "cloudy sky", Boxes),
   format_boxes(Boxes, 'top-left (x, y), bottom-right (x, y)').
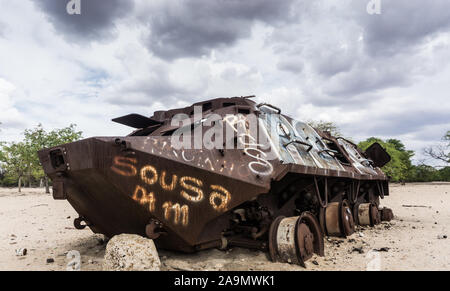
top-left (0, 0), bottom-right (449, 164)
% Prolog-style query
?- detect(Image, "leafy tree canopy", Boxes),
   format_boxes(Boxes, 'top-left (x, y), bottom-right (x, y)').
top-left (0, 124), bottom-right (82, 189)
top-left (358, 137), bottom-right (414, 182)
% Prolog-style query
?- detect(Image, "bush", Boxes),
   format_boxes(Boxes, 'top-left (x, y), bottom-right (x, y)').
top-left (358, 138), bottom-right (414, 182)
top-left (437, 167), bottom-right (450, 181)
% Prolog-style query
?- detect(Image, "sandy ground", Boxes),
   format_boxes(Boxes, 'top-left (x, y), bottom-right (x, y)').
top-left (0, 183), bottom-right (449, 271)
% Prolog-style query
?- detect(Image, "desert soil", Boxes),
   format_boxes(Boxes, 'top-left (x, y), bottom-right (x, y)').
top-left (0, 183), bottom-right (449, 271)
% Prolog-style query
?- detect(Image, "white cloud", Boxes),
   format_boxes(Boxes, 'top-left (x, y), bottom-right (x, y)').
top-left (0, 78), bottom-right (27, 140)
top-left (0, 0), bottom-right (449, 164)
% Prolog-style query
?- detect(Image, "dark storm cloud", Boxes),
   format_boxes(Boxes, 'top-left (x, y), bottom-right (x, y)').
top-left (142, 0), bottom-right (296, 60)
top-left (36, 0), bottom-right (297, 58)
top-left (34, 0), bottom-right (133, 41)
top-left (271, 0), bottom-right (450, 99)
top-left (325, 0), bottom-right (450, 97)
top-left (355, 0), bottom-right (450, 56)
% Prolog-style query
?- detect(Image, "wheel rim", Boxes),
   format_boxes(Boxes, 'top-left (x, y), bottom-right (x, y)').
top-left (268, 216), bottom-right (285, 262)
top-left (300, 211), bottom-right (325, 256)
top-left (340, 200), bottom-right (355, 236)
top-left (370, 204), bottom-right (381, 225)
top-left (269, 215), bottom-right (318, 267)
top-left (296, 222), bottom-right (314, 263)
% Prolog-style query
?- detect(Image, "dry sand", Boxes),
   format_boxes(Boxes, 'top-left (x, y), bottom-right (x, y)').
top-left (0, 183), bottom-right (449, 271)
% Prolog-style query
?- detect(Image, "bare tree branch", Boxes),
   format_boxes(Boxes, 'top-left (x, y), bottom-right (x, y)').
top-left (423, 131), bottom-right (450, 164)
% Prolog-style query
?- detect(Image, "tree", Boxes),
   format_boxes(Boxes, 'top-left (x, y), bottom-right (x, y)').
top-left (0, 122), bottom-right (7, 185)
top-left (0, 135), bottom-right (6, 185)
top-left (408, 164), bottom-right (439, 182)
top-left (0, 142), bottom-right (29, 192)
top-left (307, 120), bottom-right (342, 137)
top-left (23, 124), bottom-right (83, 193)
top-left (0, 144), bottom-right (5, 178)
top-left (424, 131), bottom-right (450, 164)
top-left (358, 137), bottom-right (414, 182)
top-left (386, 139), bottom-right (406, 152)
top-left (0, 124), bottom-right (82, 193)
top-left (438, 166), bottom-right (450, 182)
top-left (0, 122), bottom-right (3, 171)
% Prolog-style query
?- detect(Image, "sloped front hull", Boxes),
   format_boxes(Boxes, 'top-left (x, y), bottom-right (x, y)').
top-left (38, 137), bottom-right (269, 252)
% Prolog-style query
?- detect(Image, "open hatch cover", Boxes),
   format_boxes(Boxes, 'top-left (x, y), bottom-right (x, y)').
top-left (112, 114), bottom-right (163, 129)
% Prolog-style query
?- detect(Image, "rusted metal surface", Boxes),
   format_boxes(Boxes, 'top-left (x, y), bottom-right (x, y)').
top-left (380, 207), bottom-right (394, 222)
top-left (320, 201), bottom-right (355, 238)
top-left (341, 201), bottom-right (356, 237)
top-left (145, 219), bottom-right (165, 240)
top-left (73, 216), bottom-right (87, 230)
top-left (355, 203), bottom-right (380, 226)
top-left (296, 221), bottom-right (314, 264)
top-left (355, 203), bottom-right (372, 226)
top-left (371, 204), bottom-right (382, 225)
top-left (38, 96), bottom-right (393, 265)
top-left (324, 202), bottom-right (341, 237)
top-left (299, 212), bottom-right (324, 257)
top-left (271, 216), bottom-right (301, 265)
top-left (268, 215), bottom-right (318, 267)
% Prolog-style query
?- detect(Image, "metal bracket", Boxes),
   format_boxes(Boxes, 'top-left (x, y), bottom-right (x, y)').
top-left (114, 138), bottom-right (132, 152)
top-left (74, 216), bottom-right (88, 230)
top-left (314, 177), bottom-right (328, 208)
top-left (349, 181), bottom-right (360, 204)
top-left (376, 181), bottom-right (385, 199)
top-left (284, 139), bottom-right (313, 152)
top-left (318, 149), bottom-right (339, 158)
top-left (256, 103), bottom-right (281, 114)
top-left (145, 219), bottom-right (166, 239)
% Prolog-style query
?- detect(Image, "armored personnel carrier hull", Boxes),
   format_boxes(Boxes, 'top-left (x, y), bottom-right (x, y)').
top-left (38, 97), bottom-right (393, 266)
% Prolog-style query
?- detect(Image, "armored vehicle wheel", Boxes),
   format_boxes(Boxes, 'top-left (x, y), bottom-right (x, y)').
top-left (372, 204), bottom-right (381, 225)
top-left (268, 216), bottom-right (285, 263)
top-left (296, 221), bottom-right (315, 264)
top-left (323, 202), bottom-right (340, 237)
top-left (299, 212), bottom-right (324, 256)
top-left (321, 201), bottom-right (355, 238)
top-left (354, 203), bottom-right (380, 226)
top-left (340, 200), bottom-right (356, 237)
top-left (269, 215), bottom-right (319, 267)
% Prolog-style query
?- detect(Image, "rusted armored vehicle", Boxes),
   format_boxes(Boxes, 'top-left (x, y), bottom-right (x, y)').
top-left (38, 96), bottom-right (393, 266)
